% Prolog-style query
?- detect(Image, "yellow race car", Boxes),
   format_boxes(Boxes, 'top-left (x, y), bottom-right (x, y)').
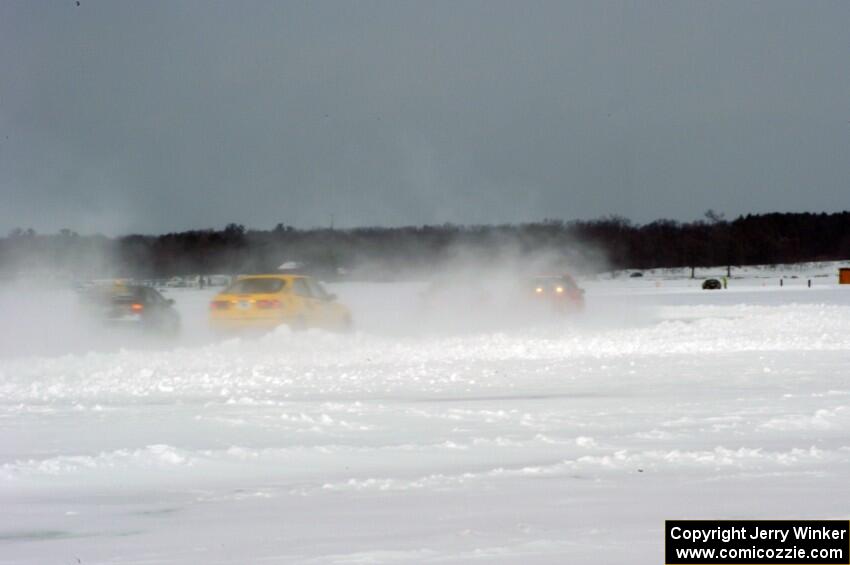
top-left (209, 274), bottom-right (352, 332)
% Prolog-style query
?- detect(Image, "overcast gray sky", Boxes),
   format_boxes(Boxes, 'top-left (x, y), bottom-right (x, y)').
top-left (1, 1), bottom-right (848, 234)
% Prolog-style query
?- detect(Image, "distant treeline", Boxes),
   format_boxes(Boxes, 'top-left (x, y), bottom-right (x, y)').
top-left (2, 211), bottom-right (849, 280)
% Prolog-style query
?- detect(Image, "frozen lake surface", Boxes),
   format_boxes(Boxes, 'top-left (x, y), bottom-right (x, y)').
top-left (1, 268), bottom-right (849, 563)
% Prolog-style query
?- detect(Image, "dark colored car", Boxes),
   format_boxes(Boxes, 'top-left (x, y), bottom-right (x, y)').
top-left (702, 278), bottom-right (722, 290)
top-left (531, 274), bottom-right (585, 312)
top-left (81, 284), bottom-right (180, 334)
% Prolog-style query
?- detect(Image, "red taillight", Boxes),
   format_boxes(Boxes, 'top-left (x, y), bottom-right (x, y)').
top-left (210, 300), bottom-right (230, 310)
top-left (131, 303), bottom-right (144, 312)
top-left (256, 299), bottom-right (280, 309)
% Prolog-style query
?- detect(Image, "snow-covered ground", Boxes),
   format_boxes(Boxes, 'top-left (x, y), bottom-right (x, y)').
top-left (1, 265), bottom-right (849, 563)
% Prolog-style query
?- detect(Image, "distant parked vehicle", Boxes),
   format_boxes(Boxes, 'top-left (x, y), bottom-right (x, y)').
top-left (165, 276), bottom-right (188, 288)
top-left (630, 272), bottom-right (644, 278)
top-left (207, 274), bottom-right (232, 287)
top-left (702, 278), bottom-right (722, 290)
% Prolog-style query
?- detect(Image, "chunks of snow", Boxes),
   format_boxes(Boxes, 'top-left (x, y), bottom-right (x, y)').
top-left (1, 278), bottom-right (849, 563)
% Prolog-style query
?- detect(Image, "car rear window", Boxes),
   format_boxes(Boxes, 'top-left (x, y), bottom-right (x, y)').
top-left (81, 286), bottom-right (141, 304)
top-left (226, 278), bottom-right (286, 294)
